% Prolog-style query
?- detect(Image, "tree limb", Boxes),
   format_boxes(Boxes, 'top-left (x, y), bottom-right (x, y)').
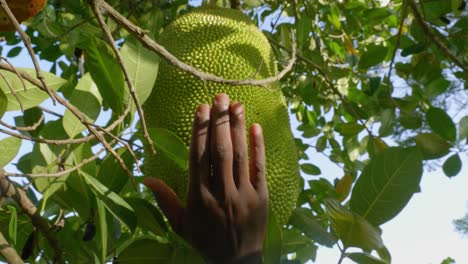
top-left (0, 169), bottom-right (64, 263)
top-left (98, 0), bottom-right (296, 87)
top-left (91, 0), bottom-right (156, 157)
top-left (0, 231), bottom-right (24, 264)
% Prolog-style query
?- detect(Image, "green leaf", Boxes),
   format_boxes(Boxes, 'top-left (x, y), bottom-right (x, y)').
top-left (458, 116), bottom-right (468, 140)
top-left (358, 44), bottom-right (389, 69)
top-left (325, 199), bottom-right (383, 251)
top-left (118, 239), bottom-right (173, 263)
top-left (264, 212), bottom-right (282, 264)
top-left (81, 172), bottom-right (136, 231)
top-left (441, 257), bottom-right (456, 264)
top-left (425, 77), bottom-right (450, 97)
top-left (0, 137), bottom-right (21, 167)
top-left (376, 246), bottom-right (392, 264)
top-left (148, 128), bottom-right (189, 171)
top-left (335, 122), bottom-right (365, 137)
top-left (427, 107), bottom-right (456, 141)
top-left (347, 252), bottom-right (388, 264)
top-left (282, 228), bottom-right (312, 254)
top-left (121, 39), bottom-right (159, 105)
top-left (63, 73), bottom-right (102, 138)
top-left (399, 112), bottom-right (422, 129)
top-left (442, 154), bottom-right (462, 178)
top-left (30, 122), bottom-right (72, 198)
top-left (378, 109), bottom-right (395, 137)
top-left (23, 107), bottom-right (44, 137)
top-left (97, 148), bottom-right (131, 194)
top-left (362, 8), bottom-right (392, 22)
top-left (300, 163), bottom-right (321, 176)
top-left (327, 6), bottom-right (342, 30)
top-left (316, 136), bottom-right (327, 152)
top-left (415, 133), bottom-right (451, 160)
top-left (126, 197), bottom-right (167, 236)
top-left (7, 205), bottom-right (17, 245)
top-left (7, 47), bottom-right (22, 57)
top-left (96, 200), bottom-right (107, 264)
top-left (295, 242), bottom-right (318, 263)
top-left (0, 88), bottom-right (6, 118)
top-left (350, 147), bottom-right (423, 226)
top-left (0, 68), bottom-right (66, 111)
top-left (401, 42), bottom-right (426, 57)
top-left (80, 37), bottom-right (125, 114)
top-left (296, 15), bottom-right (312, 50)
top-left (289, 208), bottom-right (337, 247)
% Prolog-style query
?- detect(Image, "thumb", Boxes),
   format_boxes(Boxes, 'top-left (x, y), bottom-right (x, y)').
top-left (143, 178), bottom-right (184, 235)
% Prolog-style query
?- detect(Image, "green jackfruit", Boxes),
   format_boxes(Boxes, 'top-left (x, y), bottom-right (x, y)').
top-left (143, 6), bottom-right (300, 223)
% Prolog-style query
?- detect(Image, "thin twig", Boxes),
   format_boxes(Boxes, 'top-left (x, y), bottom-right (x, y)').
top-left (387, 6), bottom-right (406, 85)
top-left (0, 115), bottom-right (44, 131)
top-left (0, 0), bottom-right (58, 104)
top-left (5, 143), bottom-right (108, 178)
top-left (409, 0), bottom-right (468, 74)
top-left (93, 125), bottom-right (142, 173)
top-left (91, 0), bottom-right (156, 156)
top-left (0, 169), bottom-right (64, 263)
top-left (0, 56), bottom-right (27, 92)
top-left (0, 62), bottom-right (133, 146)
top-left (99, 0), bottom-right (297, 86)
top-left (38, 106), bottom-right (63, 118)
top-left (268, 36), bottom-right (374, 137)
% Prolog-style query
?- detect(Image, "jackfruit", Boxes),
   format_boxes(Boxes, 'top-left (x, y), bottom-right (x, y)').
top-left (143, 6), bottom-right (300, 223)
top-left (0, 0), bottom-right (47, 31)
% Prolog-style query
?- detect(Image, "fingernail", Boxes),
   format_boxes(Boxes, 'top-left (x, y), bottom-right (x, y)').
top-left (214, 94), bottom-right (229, 110)
top-left (230, 102), bottom-right (244, 117)
top-left (252, 123), bottom-right (262, 134)
top-left (196, 104), bottom-right (209, 119)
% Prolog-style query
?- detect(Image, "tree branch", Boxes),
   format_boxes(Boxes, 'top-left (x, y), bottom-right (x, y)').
top-left (0, 231), bottom-right (23, 264)
top-left (0, 169), bottom-right (64, 263)
top-left (98, 0), bottom-right (296, 87)
top-left (5, 142), bottom-right (108, 178)
top-left (409, 0), bottom-right (468, 74)
top-left (0, 61), bottom-right (135, 186)
top-left (91, 0), bottom-right (156, 156)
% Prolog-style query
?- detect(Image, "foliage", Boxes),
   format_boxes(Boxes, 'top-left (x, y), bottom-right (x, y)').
top-left (0, 0), bottom-right (466, 263)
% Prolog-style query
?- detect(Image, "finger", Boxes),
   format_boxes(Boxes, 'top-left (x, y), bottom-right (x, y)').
top-left (211, 94), bottom-right (236, 198)
top-left (249, 124), bottom-right (267, 196)
top-left (188, 104), bottom-right (211, 199)
top-left (229, 102), bottom-right (249, 189)
top-left (143, 178), bottom-right (184, 235)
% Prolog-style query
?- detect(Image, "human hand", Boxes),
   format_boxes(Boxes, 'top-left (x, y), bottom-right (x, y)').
top-left (144, 93), bottom-right (268, 263)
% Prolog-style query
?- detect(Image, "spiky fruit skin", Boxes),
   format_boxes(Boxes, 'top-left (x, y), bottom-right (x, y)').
top-left (0, 0), bottom-right (46, 31)
top-left (143, 7), bottom-right (300, 223)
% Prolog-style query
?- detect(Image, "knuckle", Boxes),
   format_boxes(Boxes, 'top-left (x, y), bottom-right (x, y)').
top-left (254, 160), bottom-right (265, 174)
top-left (215, 144), bottom-right (231, 160)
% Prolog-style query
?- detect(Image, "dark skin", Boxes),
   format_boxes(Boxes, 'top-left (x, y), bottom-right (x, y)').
top-left (144, 94), bottom-right (268, 263)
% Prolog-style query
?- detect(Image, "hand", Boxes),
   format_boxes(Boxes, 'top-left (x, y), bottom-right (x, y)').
top-left (144, 93), bottom-right (268, 263)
